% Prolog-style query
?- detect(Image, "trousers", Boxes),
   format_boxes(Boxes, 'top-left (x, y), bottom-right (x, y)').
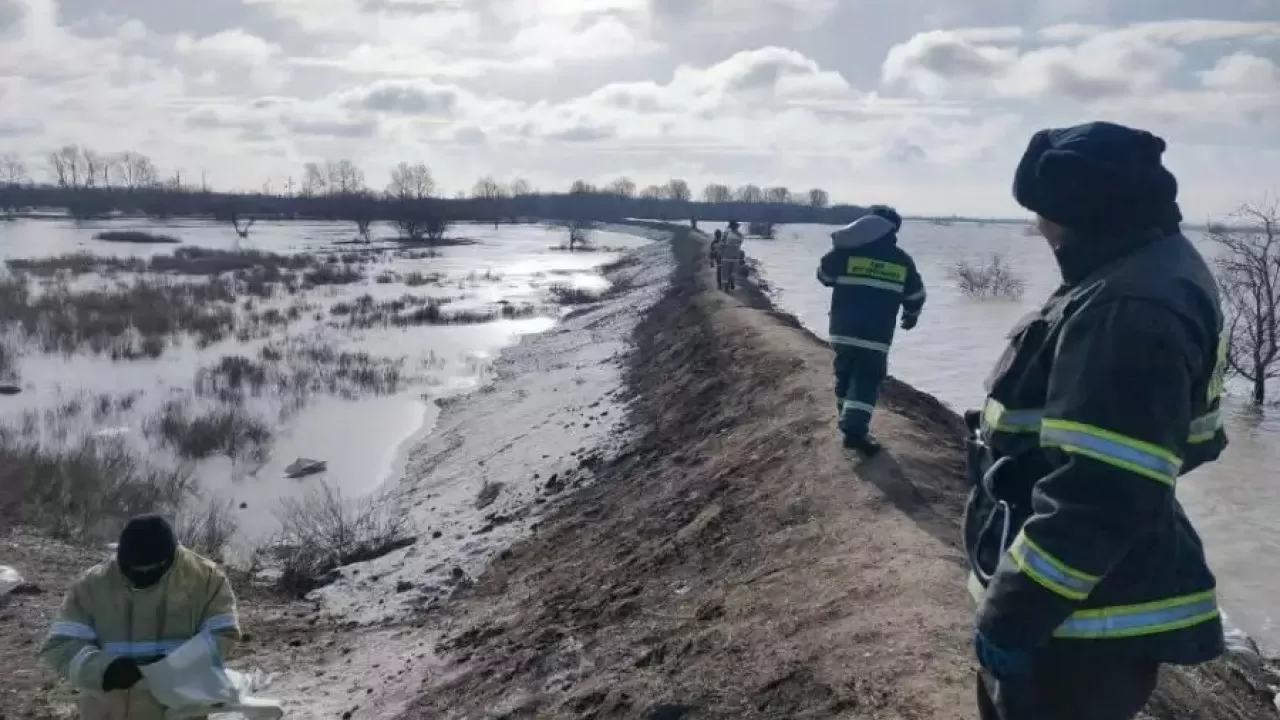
top-left (977, 654), bottom-right (1160, 720)
top-left (833, 346), bottom-right (887, 438)
top-left (719, 258), bottom-right (740, 290)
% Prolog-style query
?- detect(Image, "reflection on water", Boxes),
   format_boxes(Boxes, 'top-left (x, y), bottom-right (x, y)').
top-left (747, 221), bottom-right (1280, 653)
top-left (0, 218), bottom-right (650, 543)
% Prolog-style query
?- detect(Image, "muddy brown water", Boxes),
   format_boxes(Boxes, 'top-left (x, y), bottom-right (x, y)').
top-left (743, 221), bottom-right (1280, 655)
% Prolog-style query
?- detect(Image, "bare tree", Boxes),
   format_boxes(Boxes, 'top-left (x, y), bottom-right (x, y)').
top-left (80, 148), bottom-right (106, 189)
top-left (702, 183), bottom-right (732, 203)
top-left (113, 152), bottom-right (159, 190)
top-left (736, 184), bottom-right (764, 203)
top-left (764, 186), bottom-right (792, 204)
top-left (0, 153), bottom-right (26, 218)
top-left (325, 160), bottom-right (365, 196)
top-left (665, 178), bottom-right (692, 202)
top-left (508, 178), bottom-right (532, 197)
top-left (229, 210), bottom-right (256, 240)
top-left (569, 179), bottom-right (596, 194)
top-left (568, 220), bottom-right (593, 251)
top-left (301, 162), bottom-right (327, 197)
top-left (472, 176), bottom-right (505, 199)
top-left (1211, 201), bottom-right (1280, 405)
top-left (639, 185), bottom-right (664, 200)
top-left (387, 162), bottom-right (443, 243)
top-left (0, 154), bottom-right (26, 186)
top-left (807, 188), bottom-right (830, 208)
top-left (607, 177), bottom-right (636, 199)
top-left (48, 145), bottom-right (86, 189)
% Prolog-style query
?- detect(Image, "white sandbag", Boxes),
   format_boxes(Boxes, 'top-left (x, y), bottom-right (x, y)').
top-left (139, 634), bottom-right (283, 720)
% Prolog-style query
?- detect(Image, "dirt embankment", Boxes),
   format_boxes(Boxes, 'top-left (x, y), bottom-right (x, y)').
top-left (395, 227), bottom-right (1278, 719)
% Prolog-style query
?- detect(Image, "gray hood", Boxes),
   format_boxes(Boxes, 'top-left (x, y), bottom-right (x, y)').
top-left (831, 214), bottom-right (896, 249)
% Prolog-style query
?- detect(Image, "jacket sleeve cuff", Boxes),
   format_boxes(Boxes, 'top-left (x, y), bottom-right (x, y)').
top-left (70, 646), bottom-right (111, 693)
top-left (975, 553), bottom-right (1079, 650)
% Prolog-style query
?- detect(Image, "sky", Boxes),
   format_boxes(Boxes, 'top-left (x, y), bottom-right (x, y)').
top-left (0, 0), bottom-right (1277, 218)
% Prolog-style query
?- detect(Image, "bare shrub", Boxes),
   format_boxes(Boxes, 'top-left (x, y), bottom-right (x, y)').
top-left (402, 271), bottom-right (441, 287)
top-left (0, 430), bottom-right (195, 544)
top-left (948, 254), bottom-right (1026, 300)
top-left (548, 285), bottom-right (601, 305)
top-left (568, 222), bottom-right (594, 252)
top-left (195, 339), bottom-right (404, 403)
top-left (0, 274), bottom-right (237, 356)
top-left (6, 253), bottom-right (146, 276)
top-left (0, 335), bottom-right (16, 384)
top-left (272, 481), bottom-right (415, 596)
top-left (1210, 201), bottom-right (1280, 405)
top-left (94, 230), bottom-right (179, 244)
top-left (302, 264), bottom-right (364, 286)
top-left (151, 247), bottom-right (313, 276)
top-left (147, 400), bottom-right (272, 461)
top-left (175, 496), bottom-right (240, 563)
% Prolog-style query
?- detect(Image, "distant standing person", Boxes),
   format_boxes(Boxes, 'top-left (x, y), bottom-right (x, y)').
top-left (719, 221), bottom-right (745, 292)
top-left (710, 229), bottom-right (724, 273)
top-left (816, 207), bottom-right (925, 455)
top-left (40, 515), bottom-right (241, 720)
top-left (965, 122), bottom-right (1228, 720)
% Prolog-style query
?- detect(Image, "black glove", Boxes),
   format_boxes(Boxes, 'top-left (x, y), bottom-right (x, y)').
top-left (102, 657), bottom-right (143, 692)
top-left (900, 314), bottom-right (918, 331)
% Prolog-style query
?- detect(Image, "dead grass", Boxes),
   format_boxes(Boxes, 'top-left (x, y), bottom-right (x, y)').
top-left (547, 284), bottom-right (602, 305)
top-left (175, 496), bottom-right (240, 563)
top-left (0, 430), bottom-right (195, 544)
top-left (302, 263), bottom-right (364, 286)
top-left (0, 274), bottom-right (236, 356)
top-left (269, 480), bottom-right (415, 597)
top-left (195, 339), bottom-right (404, 404)
top-left (329, 293), bottom-right (544, 329)
top-left (94, 230), bottom-right (180, 244)
top-left (147, 399), bottom-right (272, 461)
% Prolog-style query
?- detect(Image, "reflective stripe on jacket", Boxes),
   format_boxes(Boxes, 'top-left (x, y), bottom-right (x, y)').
top-left (817, 214), bottom-right (924, 352)
top-left (968, 229), bottom-right (1226, 664)
top-left (40, 547), bottom-right (241, 720)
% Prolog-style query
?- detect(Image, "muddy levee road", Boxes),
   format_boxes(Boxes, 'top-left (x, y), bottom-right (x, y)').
top-left (399, 228), bottom-right (1279, 719)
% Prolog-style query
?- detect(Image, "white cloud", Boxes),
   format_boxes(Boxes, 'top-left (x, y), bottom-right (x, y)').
top-left (0, 1), bottom-right (1277, 215)
top-left (1200, 52), bottom-right (1280, 92)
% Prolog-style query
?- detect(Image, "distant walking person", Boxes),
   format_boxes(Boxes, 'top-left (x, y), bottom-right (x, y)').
top-left (966, 122), bottom-right (1228, 720)
top-left (817, 207), bottom-right (924, 455)
top-left (719, 221), bottom-right (745, 292)
top-left (710, 229), bottom-right (724, 274)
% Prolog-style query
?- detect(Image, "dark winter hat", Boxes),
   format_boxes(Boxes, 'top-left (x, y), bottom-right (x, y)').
top-left (869, 206), bottom-right (903, 231)
top-left (1013, 121), bottom-right (1181, 234)
top-left (117, 514), bottom-right (178, 589)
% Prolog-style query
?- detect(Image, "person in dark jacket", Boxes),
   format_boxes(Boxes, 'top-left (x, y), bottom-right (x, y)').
top-left (965, 121), bottom-right (1228, 720)
top-left (817, 206), bottom-right (925, 454)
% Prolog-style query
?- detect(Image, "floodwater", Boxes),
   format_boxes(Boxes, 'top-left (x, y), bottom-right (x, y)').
top-left (0, 218), bottom-right (652, 545)
top-left (743, 221), bottom-right (1280, 654)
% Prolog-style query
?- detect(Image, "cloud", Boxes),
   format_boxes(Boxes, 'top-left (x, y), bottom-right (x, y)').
top-left (347, 82), bottom-right (461, 115)
top-left (882, 21), bottom-right (1280, 126)
top-left (1200, 52), bottom-right (1280, 92)
top-left (0, 0), bottom-right (1275, 216)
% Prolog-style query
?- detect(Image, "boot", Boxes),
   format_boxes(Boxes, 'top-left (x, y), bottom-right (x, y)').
top-left (843, 432), bottom-right (882, 456)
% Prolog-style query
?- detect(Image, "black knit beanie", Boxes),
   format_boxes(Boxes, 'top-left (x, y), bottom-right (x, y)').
top-left (870, 206), bottom-right (903, 231)
top-left (117, 514), bottom-right (179, 589)
top-left (1013, 121), bottom-right (1182, 234)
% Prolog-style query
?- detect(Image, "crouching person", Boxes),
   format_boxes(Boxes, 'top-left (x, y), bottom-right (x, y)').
top-left (40, 515), bottom-right (241, 720)
top-left (817, 207), bottom-right (925, 455)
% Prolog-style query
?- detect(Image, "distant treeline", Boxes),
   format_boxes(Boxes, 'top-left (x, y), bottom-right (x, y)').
top-left (0, 183), bottom-right (873, 227)
top-left (0, 146), bottom-right (875, 230)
